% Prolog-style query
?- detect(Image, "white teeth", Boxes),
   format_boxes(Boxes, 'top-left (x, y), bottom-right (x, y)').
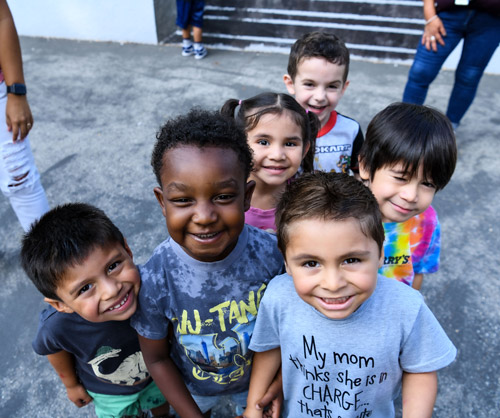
top-left (197, 232), bottom-right (217, 239)
top-left (322, 296), bottom-right (350, 304)
top-left (108, 293), bottom-right (128, 311)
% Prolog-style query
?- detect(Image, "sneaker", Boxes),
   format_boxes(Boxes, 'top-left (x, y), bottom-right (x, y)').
top-left (182, 44), bottom-right (194, 57)
top-left (194, 46), bottom-right (207, 60)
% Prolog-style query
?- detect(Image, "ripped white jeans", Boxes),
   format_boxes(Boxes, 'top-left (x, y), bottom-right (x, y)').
top-left (0, 82), bottom-right (48, 231)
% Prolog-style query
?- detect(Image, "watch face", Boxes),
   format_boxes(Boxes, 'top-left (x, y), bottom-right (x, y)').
top-left (7, 83), bottom-right (26, 95)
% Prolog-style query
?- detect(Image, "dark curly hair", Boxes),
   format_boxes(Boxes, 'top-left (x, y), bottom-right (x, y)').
top-left (152, 109), bottom-right (253, 186)
top-left (287, 31), bottom-right (350, 82)
top-left (276, 172), bottom-right (384, 258)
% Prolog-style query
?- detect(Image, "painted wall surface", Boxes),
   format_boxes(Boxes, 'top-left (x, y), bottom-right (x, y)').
top-left (10, 0), bottom-right (158, 44)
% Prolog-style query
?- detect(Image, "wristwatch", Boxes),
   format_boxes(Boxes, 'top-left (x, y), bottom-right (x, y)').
top-left (6, 83), bottom-right (27, 95)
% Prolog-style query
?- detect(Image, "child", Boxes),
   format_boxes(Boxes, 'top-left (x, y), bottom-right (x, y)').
top-left (283, 31), bottom-right (364, 174)
top-left (20, 203), bottom-right (169, 418)
top-left (358, 102), bottom-right (457, 289)
top-left (177, 0), bottom-right (207, 59)
top-left (243, 172), bottom-right (457, 418)
top-left (221, 92), bottom-right (319, 233)
top-left (130, 109), bottom-right (285, 417)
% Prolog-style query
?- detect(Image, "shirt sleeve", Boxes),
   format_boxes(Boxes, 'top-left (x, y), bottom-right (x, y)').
top-left (130, 268), bottom-right (170, 340)
top-left (249, 279), bottom-right (282, 352)
top-left (411, 207), bottom-right (441, 274)
top-left (32, 314), bottom-right (63, 355)
top-left (399, 298), bottom-right (457, 373)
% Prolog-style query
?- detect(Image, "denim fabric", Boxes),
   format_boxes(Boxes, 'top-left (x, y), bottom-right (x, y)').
top-left (0, 82), bottom-right (48, 231)
top-left (176, 0), bottom-right (205, 29)
top-left (403, 9), bottom-right (500, 125)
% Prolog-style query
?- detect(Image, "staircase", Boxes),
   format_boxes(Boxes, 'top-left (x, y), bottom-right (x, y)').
top-left (164, 0), bottom-right (425, 62)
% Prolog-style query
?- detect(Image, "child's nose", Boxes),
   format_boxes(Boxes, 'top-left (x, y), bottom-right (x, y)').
top-left (320, 269), bottom-right (345, 291)
top-left (400, 182), bottom-right (419, 202)
top-left (269, 144), bottom-right (286, 160)
top-left (100, 277), bottom-right (121, 300)
top-left (313, 88), bottom-right (326, 103)
top-left (193, 202), bottom-right (217, 225)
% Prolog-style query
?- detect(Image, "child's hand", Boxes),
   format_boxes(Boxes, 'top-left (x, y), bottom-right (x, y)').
top-left (237, 407), bottom-right (263, 418)
top-left (66, 383), bottom-right (93, 408)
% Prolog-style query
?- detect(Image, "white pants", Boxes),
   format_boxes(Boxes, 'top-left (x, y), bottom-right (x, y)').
top-left (0, 82), bottom-right (48, 231)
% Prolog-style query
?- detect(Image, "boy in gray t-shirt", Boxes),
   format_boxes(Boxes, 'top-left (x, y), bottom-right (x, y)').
top-left (244, 172), bottom-right (456, 418)
top-left (131, 110), bottom-right (284, 417)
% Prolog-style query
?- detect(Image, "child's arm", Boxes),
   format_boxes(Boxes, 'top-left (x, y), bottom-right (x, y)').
top-left (138, 335), bottom-right (203, 418)
top-left (46, 351), bottom-right (93, 408)
top-left (412, 273), bottom-right (424, 290)
top-left (401, 371), bottom-right (437, 418)
top-left (242, 348), bottom-right (281, 418)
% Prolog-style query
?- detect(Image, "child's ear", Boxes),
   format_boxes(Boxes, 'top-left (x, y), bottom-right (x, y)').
top-left (378, 247), bottom-right (384, 269)
top-left (123, 238), bottom-right (133, 260)
top-left (358, 158), bottom-right (370, 183)
top-left (44, 297), bottom-right (75, 314)
top-left (283, 74), bottom-right (295, 95)
top-left (153, 187), bottom-right (167, 218)
top-left (341, 79), bottom-right (350, 94)
top-left (284, 261), bottom-right (291, 276)
top-left (243, 180), bottom-right (256, 212)
top-left (302, 141), bottom-right (311, 157)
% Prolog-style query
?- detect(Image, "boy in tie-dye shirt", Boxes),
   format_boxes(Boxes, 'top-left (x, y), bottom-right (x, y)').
top-left (359, 103), bottom-right (457, 289)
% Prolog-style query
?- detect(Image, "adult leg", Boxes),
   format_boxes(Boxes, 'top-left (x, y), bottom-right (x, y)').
top-left (0, 84), bottom-right (48, 231)
top-left (402, 10), bottom-right (465, 105)
top-left (446, 11), bottom-right (500, 126)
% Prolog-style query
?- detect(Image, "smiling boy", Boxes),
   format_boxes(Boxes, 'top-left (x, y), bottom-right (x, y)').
top-left (284, 32), bottom-right (363, 174)
top-left (243, 172), bottom-right (456, 418)
top-left (131, 109), bottom-right (284, 417)
top-left (21, 203), bottom-right (169, 418)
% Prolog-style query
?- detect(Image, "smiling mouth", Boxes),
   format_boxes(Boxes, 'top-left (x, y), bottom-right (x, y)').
top-left (193, 232), bottom-right (220, 239)
top-left (263, 166), bottom-right (288, 171)
top-left (320, 296), bottom-right (351, 304)
top-left (107, 291), bottom-right (129, 312)
top-left (308, 104), bottom-right (327, 112)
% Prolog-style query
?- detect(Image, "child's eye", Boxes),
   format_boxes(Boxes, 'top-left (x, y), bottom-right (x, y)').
top-left (422, 181), bottom-right (436, 189)
top-left (303, 82), bottom-right (314, 88)
top-left (285, 141), bottom-right (298, 147)
top-left (343, 258), bottom-right (360, 264)
top-left (257, 139), bottom-right (270, 146)
top-left (107, 261), bottom-right (120, 273)
top-left (328, 84), bottom-right (340, 90)
top-left (303, 260), bottom-right (319, 268)
top-left (393, 176), bottom-right (407, 182)
top-left (215, 194), bottom-right (235, 202)
top-left (170, 197), bottom-right (191, 205)
top-left (78, 283), bottom-right (93, 295)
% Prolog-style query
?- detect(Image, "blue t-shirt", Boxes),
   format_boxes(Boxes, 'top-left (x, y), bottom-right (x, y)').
top-left (32, 306), bottom-right (151, 395)
top-left (131, 225), bottom-right (285, 396)
top-left (250, 273), bottom-right (457, 417)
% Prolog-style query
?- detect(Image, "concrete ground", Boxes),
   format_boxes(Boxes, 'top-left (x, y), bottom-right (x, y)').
top-left (0, 37), bottom-right (499, 417)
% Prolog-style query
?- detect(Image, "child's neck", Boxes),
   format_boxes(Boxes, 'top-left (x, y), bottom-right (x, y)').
top-left (250, 178), bottom-right (287, 210)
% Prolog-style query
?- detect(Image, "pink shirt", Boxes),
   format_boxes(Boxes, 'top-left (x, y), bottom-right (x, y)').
top-left (245, 206), bottom-right (276, 233)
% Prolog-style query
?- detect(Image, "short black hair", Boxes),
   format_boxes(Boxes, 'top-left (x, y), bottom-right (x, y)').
top-left (221, 92), bottom-right (319, 172)
top-left (152, 109), bottom-right (253, 186)
top-left (276, 172), bottom-right (384, 257)
top-left (21, 203), bottom-right (126, 300)
top-left (287, 31), bottom-right (350, 82)
top-left (359, 102), bottom-right (457, 191)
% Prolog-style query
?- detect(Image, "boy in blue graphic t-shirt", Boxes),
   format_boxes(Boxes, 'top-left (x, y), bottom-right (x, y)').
top-left (131, 109), bottom-right (285, 417)
top-left (21, 203), bottom-right (169, 418)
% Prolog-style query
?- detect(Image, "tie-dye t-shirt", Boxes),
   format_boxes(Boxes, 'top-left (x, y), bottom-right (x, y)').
top-left (380, 206), bottom-right (440, 287)
top-left (131, 225), bottom-right (284, 396)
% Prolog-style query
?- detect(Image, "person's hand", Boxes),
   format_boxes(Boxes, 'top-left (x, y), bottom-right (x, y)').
top-left (6, 93), bottom-right (33, 141)
top-left (66, 383), bottom-right (93, 408)
top-left (422, 16), bottom-right (446, 52)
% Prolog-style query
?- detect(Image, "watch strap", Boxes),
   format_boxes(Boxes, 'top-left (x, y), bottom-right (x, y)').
top-left (6, 83), bottom-right (27, 95)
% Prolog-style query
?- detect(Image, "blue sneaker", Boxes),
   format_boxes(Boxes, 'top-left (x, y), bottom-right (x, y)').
top-left (194, 46), bottom-right (207, 60)
top-left (182, 44), bottom-right (194, 57)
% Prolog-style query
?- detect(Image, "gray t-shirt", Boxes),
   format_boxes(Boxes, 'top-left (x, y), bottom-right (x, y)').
top-left (250, 273), bottom-right (457, 418)
top-left (131, 225), bottom-right (284, 396)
